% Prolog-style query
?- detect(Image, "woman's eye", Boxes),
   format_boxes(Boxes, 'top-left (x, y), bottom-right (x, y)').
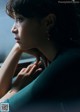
top-left (16, 17), bottom-right (24, 22)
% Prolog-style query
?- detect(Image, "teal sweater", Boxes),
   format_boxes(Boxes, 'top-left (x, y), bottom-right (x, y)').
top-left (2, 47), bottom-right (80, 112)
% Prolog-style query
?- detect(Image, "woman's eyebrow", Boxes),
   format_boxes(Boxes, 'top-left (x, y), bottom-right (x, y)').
top-left (15, 14), bottom-right (25, 18)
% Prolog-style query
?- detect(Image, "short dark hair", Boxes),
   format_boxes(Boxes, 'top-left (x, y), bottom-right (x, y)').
top-left (6, 0), bottom-right (80, 44)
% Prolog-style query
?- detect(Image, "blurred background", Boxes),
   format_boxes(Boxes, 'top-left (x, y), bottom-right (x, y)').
top-left (0, 0), bottom-right (14, 62)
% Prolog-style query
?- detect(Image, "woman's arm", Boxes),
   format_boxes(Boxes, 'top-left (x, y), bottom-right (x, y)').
top-left (0, 88), bottom-right (18, 102)
top-left (0, 61), bottom-right (42, 102)
top-left (0, 43), bottom-right (22, 98)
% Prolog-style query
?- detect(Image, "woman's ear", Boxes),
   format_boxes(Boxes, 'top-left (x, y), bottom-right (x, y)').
top-left (44, 14), bottom-right (56, 30)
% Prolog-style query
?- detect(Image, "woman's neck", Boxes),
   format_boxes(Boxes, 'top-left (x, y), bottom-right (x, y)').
top-left (38, 40), bottom-right (59, 62)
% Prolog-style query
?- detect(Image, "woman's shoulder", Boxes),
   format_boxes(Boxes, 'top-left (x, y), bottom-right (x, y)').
top-left (43, 46), bottom-right (80, 78)
top-left (52, 47), bottom-right (80, 65)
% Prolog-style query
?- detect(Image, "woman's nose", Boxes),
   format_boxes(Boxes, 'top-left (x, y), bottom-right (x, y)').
top-left (11, 23), bottom-right (18, 34)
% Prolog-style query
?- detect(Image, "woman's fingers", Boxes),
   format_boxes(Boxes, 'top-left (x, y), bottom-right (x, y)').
top-left (27, 61), bottom-right (42, 75)
top-left (18, 62), bottom-right (36, 75)
top-left (17, 61), bottom-right (42, 80)
top-left (18, 68), bottom-right (26, 75)
top-left (28, 64), bottom-right (37, 75)
top-left (24, 62), bottom-right (37, 73)
top-left (32, 68), bottom-right (43, 78)
top-left (13, 61), bottom-right (43, 90)
top-left (22, 61), bottom-right (41, 73)
top-left (19, 61), bottom-right (41, 73)
top-left (35, 68), bottom-right (42, 73)
top-left (22, 68), bottom-right (43, 88)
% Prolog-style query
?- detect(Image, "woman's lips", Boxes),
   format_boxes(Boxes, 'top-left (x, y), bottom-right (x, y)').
top-left (15, 37), bottom-right (21, 43)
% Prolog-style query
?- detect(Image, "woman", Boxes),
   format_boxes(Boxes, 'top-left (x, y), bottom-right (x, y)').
top-left (0, 0), bottom-right (80, 110)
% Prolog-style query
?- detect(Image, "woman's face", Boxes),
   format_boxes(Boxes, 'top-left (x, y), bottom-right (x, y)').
top-left (11, 14), bottom-right (46, 51)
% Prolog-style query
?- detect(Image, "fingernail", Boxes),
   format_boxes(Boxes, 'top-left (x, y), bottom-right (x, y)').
top-left (38, 68), bottom-right (42, 71)
top-left (35, 61), bottom-right (39, 65)
top-left (38, 61), bottom-right (42, 64)
top-left (34, 64), bottom-right (37, 67)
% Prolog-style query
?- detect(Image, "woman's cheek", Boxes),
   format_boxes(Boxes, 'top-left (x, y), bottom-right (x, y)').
top-left (20, 36), bottom-right (33, 50)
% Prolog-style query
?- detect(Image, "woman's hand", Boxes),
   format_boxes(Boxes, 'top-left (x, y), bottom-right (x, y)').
top-left (12, 61), bottom-right (43, 91)
top-left (13, 43), bottom-right (23, 53)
